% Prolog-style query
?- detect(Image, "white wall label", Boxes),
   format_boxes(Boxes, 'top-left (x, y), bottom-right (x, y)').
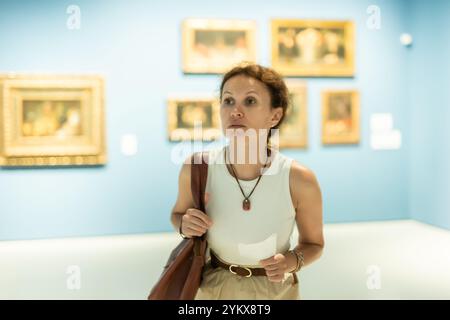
top-left (371, 130), bottom-right (402, 150)
top-left (370, 113), bottom-right (402, 150)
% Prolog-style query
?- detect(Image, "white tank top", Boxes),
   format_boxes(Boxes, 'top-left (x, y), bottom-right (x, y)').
top-left (204, 145), bottom-right (297, 267)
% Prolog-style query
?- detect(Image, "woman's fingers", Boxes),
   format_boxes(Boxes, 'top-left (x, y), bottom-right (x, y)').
top-left (267, 275), bottom-right (284, 282)
top-left (181, 208), bottom-right (213, 237)
top-left (187, 208), bottom-right (213, 226)
top-left (185, 226), bottom-right (205, 237)
top-left (266, 269), bottom-right (284, 277)
top-left (260, 254), bottom-right (288, 282)
top-left (185, 223), bottom-right (206, 233)
top-left (263, 265), bottom-right (280, 271)
top-left (186, 215), bottom-right (210, 230)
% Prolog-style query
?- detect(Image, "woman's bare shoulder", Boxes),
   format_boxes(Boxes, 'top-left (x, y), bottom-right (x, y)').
top-left (289, 160), bottom-right (321, 209)
top-left (290, 160), bottom-right (319, 186)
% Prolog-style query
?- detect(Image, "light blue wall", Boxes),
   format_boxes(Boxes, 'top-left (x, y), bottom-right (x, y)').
top-left (408, 0), bottom-right (450, 230)
top-left (0, 0), bottom-right (412, 240)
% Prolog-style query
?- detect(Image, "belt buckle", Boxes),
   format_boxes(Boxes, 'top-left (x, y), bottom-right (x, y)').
top-left (229, 264), bottom-right (252, 278)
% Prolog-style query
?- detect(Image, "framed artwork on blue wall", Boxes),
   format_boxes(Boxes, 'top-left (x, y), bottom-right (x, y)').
top-left (271, 19), bottom-right (355, 77)
top-left (273, 80), bottom-right (308, 149)
top-left (0, 74), bottom-right (107, 166)
top-left (182, 18), bottom-right (257, 74)
top-left (322, 90), bottom-right (360, 144)
top-left (167, 95), bottom-right (221, 141)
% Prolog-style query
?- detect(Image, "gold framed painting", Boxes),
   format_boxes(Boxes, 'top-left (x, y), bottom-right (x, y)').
top-left (167, 96), bottom-right (221, 141)
top-left (322, 90), bottom-right (359, 144)
top-left (0, 74), bottom-right (106, 166)
top-left (273, 80), bottom-right (307, 149)
top-left (182, 18), bottom-right (257, 74)
top-left (271, 19), bottom-right (355, 77)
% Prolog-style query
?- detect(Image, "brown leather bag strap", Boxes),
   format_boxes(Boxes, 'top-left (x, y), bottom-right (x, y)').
top-left (190, 151), bottom-right (209, 251)
top-left (190, 151), bottom-right (209, 213)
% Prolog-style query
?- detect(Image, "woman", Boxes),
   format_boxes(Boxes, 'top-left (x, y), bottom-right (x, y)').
top-left (171, 63), bottom-right (324, 300)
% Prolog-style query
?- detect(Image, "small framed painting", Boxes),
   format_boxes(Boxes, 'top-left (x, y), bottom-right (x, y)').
top-left (182, 18), bottom-right (257, 74)
top-left (0, 74), bottom-right (106, 166)
top-left (271, 19), bottom-right (355, 77)
top-left (322, 90), bottom-right (360, 144)
top-left (167, 96), bottom-right (221, 141)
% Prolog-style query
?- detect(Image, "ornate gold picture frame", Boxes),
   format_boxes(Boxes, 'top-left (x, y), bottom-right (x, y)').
top-left (167, 96), bottom-right (221, 141)
top-left (322, 90), bottom-right (360, 144)
top-left (182, 18), bottom-right (257, 74)
top-left (271, 19), bottom-right (355, 77)
top-left (0, 74), bottom-right (106, 166)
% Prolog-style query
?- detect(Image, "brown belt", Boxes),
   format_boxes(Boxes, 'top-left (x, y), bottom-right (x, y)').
top-left (210, 251), bottom-right (267, 277)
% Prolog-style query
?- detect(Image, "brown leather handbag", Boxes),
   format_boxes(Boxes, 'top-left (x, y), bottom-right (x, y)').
top-left (147, 151), bottom-right (209, 300)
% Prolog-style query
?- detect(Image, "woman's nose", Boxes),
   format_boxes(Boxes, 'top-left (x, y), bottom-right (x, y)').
top-left (230, 107), bottom-right (244, 119)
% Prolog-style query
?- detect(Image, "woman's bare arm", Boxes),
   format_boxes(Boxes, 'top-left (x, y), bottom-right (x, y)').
top-left (290, 162), bottom-right (325, 268)
top-left (259, 162), bottom-right (324, 280)
top-left (170, 156), bottom-right (195, 232)
top-left (170, 156), bottom-right (212, 237)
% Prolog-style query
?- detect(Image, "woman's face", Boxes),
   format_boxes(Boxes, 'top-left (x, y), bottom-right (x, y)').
top-left (220, 75), bottom-right (283, 140)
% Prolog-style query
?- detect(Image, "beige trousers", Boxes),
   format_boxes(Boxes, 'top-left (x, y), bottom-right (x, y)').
top-left (194, 261), bottom-right (300, 300)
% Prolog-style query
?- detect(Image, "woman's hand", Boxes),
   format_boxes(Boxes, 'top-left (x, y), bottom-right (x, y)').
top-left (180, 208), bottom-right (213, 238)
top-left (259, 252), bottom-right (297, 282)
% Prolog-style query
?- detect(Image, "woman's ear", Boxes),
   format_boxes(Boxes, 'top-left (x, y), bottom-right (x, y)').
top-left (270, 107), bottom-right (284, 127)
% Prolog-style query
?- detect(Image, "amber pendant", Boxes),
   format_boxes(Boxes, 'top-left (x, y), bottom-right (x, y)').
top-left (243, 198), bottom-right (251, 211)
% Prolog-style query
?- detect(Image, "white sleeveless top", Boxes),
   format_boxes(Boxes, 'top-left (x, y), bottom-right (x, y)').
top-left (204, 145), bottom-right (297, 267)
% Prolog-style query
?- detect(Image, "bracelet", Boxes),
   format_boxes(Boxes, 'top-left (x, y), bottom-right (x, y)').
top-left (290, 249), bottom-right (304, 273)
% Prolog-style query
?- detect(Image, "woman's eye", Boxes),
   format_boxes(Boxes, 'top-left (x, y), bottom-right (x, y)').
top-left (223, 98), bottom-right (234, 105)
top-left (246, 97), bottom-right (257, 105)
